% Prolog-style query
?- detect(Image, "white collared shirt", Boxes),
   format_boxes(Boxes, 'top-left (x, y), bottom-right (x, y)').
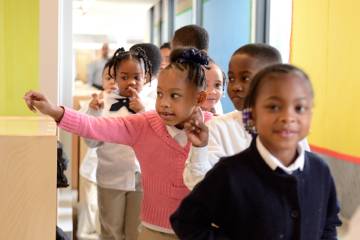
top-left (166, 125), bottom-right (188, 147)
top-left (256, 137), bottom-right (305, 175)
top-left (84, 91), bottom-right (141, 190)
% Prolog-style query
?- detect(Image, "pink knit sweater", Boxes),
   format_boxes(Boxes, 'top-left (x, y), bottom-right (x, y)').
top-left (59, 107), bottom-right (211, 229)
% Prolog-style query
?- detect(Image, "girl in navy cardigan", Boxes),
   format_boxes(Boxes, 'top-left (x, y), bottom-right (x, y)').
top-left (171, 64), bottom-right (341, 240)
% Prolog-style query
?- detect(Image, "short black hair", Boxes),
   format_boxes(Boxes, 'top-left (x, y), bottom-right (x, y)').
top-left (109, 47), bottom-right (152, 82)
top-left (160, 42), bottom-right (171, 50)
top-left (244, 64), bottom-right (313, 109)
top-left (172, 25), bottom-right (209, 51)
top-left (130, 43), bottom-right (161, 77)
top-left (233, 43), bottom-right (282, 65)
top-left (163, 47), bottom-right (210, 90)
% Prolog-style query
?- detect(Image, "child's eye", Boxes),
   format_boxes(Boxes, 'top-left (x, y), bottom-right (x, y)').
top-left (121, 76), bottom-right (128, 81)
top-left (295, 105), bottom-right (307, 113)
top-left (266, 104), bottom-right (280, 112)
top-left (134, 76), bottom-right (140, 81)
top-left (215, 83), bottom-right (222, 89)
top-left (157, 92), bottom-right (163, 98)
top-left (228, 76), bottom-right (234, 82)
top-left (171, 93), bottom-right (181, 99)
top-left (241, 75), bottom-right (250, 82)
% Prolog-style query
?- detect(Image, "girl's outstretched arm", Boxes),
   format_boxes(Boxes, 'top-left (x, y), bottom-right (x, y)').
top-left (24, 90), bottom-right (144, 147)
top-left (24, 91), bottom-right (64, 121)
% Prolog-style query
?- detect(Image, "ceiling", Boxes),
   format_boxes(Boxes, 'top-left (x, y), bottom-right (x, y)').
top-left (73, 0), bottom-right (159, 49)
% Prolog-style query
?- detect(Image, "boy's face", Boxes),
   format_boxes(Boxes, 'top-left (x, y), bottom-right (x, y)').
top-left (202, 63), bottom-right (224, 112)
top-left (116, 59), bottom-right (145, 97)
top-left (156, 68), bottom-right (205, 128)
top-left (252, 73), bottom-right (313, 160)
top-left (160, 48), bottom-right (171, 70)
top-left (102, 66), bottom-right (117, 92)
top-left (227, 54), bottom-right (262, 110)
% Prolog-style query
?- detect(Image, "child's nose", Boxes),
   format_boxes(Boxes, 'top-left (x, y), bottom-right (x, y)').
top-left (232, 82), bottom-right (244, 92)
top-left (128, 79), bottom-right (136, 86)
top-left (280, 109), bottom-right (296, 123)
top-left (160, 98), bottom-right (170, 108)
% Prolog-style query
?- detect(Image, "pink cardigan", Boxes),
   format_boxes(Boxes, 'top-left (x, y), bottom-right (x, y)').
top-left (59, 107), bottom-right (211, 229)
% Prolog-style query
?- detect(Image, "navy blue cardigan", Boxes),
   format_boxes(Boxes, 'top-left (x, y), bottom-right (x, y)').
top-left (171, 140), bottom-right (341, 240)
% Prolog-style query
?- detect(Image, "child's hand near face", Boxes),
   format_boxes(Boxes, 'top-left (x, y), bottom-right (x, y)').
top-left (23, 91), bottom-right (64, 121)
top-left (129, 87), bottom-right (145, 113)
top-left (184, 107), bottom-right (209, 147)
top-left (89, 93), bottom-right (104, 111)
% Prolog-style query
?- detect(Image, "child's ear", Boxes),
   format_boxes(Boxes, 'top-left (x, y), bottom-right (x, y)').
top-left (196, 91), bottom-right (207, 106)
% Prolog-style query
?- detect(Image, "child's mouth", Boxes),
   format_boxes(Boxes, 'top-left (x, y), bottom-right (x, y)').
top-left (274, 129), bottom-right (297, 138)
top-left (159, 112), bottom-right (175, 120)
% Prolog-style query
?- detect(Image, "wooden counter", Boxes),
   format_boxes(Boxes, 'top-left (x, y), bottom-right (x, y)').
top-left (0, 116), bottom-right (57, 239)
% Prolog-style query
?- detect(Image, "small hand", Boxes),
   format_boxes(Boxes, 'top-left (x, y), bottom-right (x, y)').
top-left (129, 87), bottom-right (145, 113)
top-left (23, 90), bottom-right (64, 121)
top-left (89, 93), bottom-right (104, 111)
top-left (184, 107), bottom-right (209, 147)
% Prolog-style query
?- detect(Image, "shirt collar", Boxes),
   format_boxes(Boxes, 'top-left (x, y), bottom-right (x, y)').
top-left (166, 125), bottom-right (188, 147)
top-left (256, 137), bottom-right (305, 175)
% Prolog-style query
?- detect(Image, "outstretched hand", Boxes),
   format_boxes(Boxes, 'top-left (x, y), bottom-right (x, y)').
top-left (23, 90), bottom-right (64, 121)
top-left (184, 107), bottom-right (209, 147)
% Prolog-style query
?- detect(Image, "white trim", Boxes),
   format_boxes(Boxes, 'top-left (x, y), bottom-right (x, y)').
top-left (39, 0), bottom-right (59, 104)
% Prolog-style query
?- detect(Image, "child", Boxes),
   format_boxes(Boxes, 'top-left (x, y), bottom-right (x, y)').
top-left (183, 43), bottom-right (286, 189)
top-left (77, 58), bottom-right (117, 240)
top-left (171, 24), bottom-right (209, 51)
top-left (200, 60), bottom-right (225, 115)
top-left (130, 43), bottom-right (162, 109)
top-left (171, 64), bottom-right (342, 239)
top-left (160, 42), bottom-right (171, 70)
top-left (83, 47), bottom-right (151, 240)
top-left (24, 47), bottom-right (212, 240)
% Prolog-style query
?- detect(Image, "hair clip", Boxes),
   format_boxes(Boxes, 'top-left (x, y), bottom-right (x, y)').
top-left (177, 48), bottom-right (209, 66)
top-left (242, 108), bottom-right (257, 134)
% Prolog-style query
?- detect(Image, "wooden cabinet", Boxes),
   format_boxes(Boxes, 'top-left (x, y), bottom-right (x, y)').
top-left (0, 116), bottom-right (57, 240)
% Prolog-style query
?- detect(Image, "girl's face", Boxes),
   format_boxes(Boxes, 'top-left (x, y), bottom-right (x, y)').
top-left (252, 73), bottom-right (313, 161)
top-left (156, 68), bottom-right (206, 128)
top-left (102, 66), bottom-right (117, 92)
top-left (116, 59), bottom-right (145, 97)
top-left (201, 63), bottom-right (224, 112)
top-left (227, 54), bottom-right (261, 110)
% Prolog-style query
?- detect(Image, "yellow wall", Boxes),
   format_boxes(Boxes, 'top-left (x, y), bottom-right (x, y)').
top-left (0, 0), bottom-right (39, 116)
top-left (291, 0), bottom-right (360, 157)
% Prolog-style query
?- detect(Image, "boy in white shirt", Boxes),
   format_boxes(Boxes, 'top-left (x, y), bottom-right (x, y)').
top-left (184, 43), bottom-right (287, 189)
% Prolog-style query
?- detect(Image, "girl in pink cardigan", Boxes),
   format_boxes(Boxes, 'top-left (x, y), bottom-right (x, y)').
top-left (24, 47), bottom-right (212, 240)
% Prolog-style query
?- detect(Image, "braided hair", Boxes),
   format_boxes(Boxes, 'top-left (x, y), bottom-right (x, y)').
top-left (130, 43), bottom-right (161, 77)
top-left (109, 47), bottom-right (152, 83)
top-left (165, 47), bottom-right (210, 90)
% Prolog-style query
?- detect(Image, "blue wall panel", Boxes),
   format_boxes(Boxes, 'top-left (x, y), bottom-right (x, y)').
top-left (203, 0), bottom-right (251, 113)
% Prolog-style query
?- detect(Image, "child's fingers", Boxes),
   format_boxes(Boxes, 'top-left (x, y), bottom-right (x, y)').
top-left (128, 87), bottom-right (139, 99)
top-left (183, 122), bottom-right (193, 131)
top-left (91, 93), bottom-right (99, 100)
top-left (23, 91), bottom-right (40, 112)
top-left (24, 98), bottom-right (36, 112)
top-left (98, 99), bottom-right (104, 109)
